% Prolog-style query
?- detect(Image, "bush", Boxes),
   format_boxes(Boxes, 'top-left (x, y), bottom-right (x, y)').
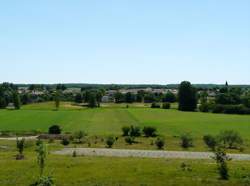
top-left (213, 147), bottom-right (231, 180)
top-left (199, 103), bottom-right (210, 112)
top-left (16, 138), bottom-right (25, 160)
top-left (212, 104), bottom-right (250, 115)
top-left (72, 150), bottom-right (77, 157)
top-left (106, 136), bottom-right (115, 148)
top-left (74, 131), bottom-right (86, 143)
top-left (130, 126), bottom-right (141, 137)
top-left (155, 137), bottom-right (165, 149)
top-left (61, 138), bottom-right (70, 146)
top-left (203, 135), bottom-right (217, 150)
top-left (31, 175), bottom-right (55, 186)
top-left (151, 102), bottom-right (161, 108)
top-left (122, 126), bottom-right (130, 136)
top-left (162, 102), bottom-right (171, 109)
top-left (48, 125), bottom-right (61, 134)
top-left (143, 126), bottom-right (157, 137)
top-left (125, 136), bottom-right (135, 145)
top-left (217, 130), bottom-right (243, 149)
top-left (180, 133), bottom-right (193, 148)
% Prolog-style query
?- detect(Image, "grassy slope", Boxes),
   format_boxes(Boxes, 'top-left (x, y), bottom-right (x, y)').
top-left (0, 102), bottom-right (250, 139)
top-left (1, 150), bottom-right (250, 186)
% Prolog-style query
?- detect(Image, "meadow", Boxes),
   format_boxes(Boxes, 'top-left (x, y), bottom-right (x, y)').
top-left (0, 102), bottom-right (250, 139)
top-left (1, 143), bottom-right (250, 186)
top-left (1, 102), bottom-right (250, 185)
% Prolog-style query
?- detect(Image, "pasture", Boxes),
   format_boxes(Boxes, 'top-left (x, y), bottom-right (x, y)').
top-left (0, 102), bottom-right (250, 139)
top-left (1, 144), bottom-right (250, 186)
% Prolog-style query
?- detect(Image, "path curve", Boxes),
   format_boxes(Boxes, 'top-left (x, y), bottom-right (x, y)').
top-left (53, 148), bottom-right (250, 161)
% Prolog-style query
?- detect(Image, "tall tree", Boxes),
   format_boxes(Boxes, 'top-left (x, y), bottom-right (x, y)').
top-left (88, 92), bottom-right (98, 108)
top-left (13, 91), bottom-right (21, 109)
top-left (178, 81), bottom-right (197, 111)
top-left (54, 91), bottom-right (60, 110)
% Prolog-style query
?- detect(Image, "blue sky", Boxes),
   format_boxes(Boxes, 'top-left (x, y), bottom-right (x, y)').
top-left (0, 0), bottom-right (249, 84)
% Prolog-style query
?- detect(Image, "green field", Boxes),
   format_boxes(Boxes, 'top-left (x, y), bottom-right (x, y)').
top-left (1, 143), bottom-right (250, 186)
top-left (0, 102), bottom-right (250, 139)
top-left (1, 102), bottom-right (250, 185)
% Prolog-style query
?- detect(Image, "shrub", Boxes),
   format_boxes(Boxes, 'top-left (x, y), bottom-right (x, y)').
top-left (155, 137), bottom-right (165, 149)
top-left (125, 136), bottom-right (135, 145)
top-left (143, 126), bottom-right (157, 137)
top-left (74, 131), bottom-right (86, 143)
top-left (16, 138), bottom-right (25, 160)
top-left (217, 130), bottom-right (243, 149)
top-left (162, 102), bottom-right (171, 109)
top-left (72, 150), bottom-right (77, 157)
top-left (180, 133), bottom-right (193, 148)
top-left (36, 142), bottom-right (47, 177)
top-left (31, 175), bottom-right (55, 186)
top-left (106, 136), bottom-right (115, 148)
top-left (212, 104), bottom-right (250, 115)
top-left (203, 135), bottom-right (217, 150)
top-left (122, 126), bottom-right (130, 136)
top-left (199, 103), bottom-right (210, 112)
top-left (213, 147), bottom-right (231, 180)
top-left (48, 125), bottom-right (61, 134)
top-left (61, 138), bottom-right (70, 146)
top-left (130, 126), bottom-right (141, 137)
top-left (151, 102), bottom-right (161, 108)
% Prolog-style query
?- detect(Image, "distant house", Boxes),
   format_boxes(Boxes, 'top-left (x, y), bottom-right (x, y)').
top-left (6, 103), bottom-right (15, 110)
top-left (101, 95), bottom-right (114, 103)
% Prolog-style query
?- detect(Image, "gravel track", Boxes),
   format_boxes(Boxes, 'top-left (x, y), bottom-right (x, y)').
top-left (0, 136), bottom-right (38, 141)
top-left (53, 148), bottom-right (250, 161)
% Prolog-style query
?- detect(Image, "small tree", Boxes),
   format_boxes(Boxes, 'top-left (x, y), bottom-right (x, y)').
top-left (213, 147), bottom-right (231, 180)
top-left (130, 126), bottom-right (141, 137)
top-left (54, 91), bottom-right (60, 110)
top-left (125, 136), bottom-right (135, 145)
top-left (203, 135), bottom-right (217, 150)
top-left (36, 142), bottom-right (47, 177)
top-left (74, 131), bottom-right (86, 143)
top-left (162, 102), bottom-right (171, 109)
top-left (122, 126), bottom-right (130, 136)
top-left (61, 138), bottom-right (70, 146)
top-left (48, 125), bottom-right (61, 134)
top-left (217, 130), bottom-right (243, 149)
top-left (180, 133), bottom-right (193, 148)
top-left (143, 126), bottom-right (157, 137)
top-left (16, 138), bottom-right (25, 160)
top-left (151, 102), bottom-right (161, 108)
top-left (155, 137), bottom-right (165, 149)
top-left (32, 142), bottom-right (55, 186)
top-left (106, 136), bottom-right (115, 148)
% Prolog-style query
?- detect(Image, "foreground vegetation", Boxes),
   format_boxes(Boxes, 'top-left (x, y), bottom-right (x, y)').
top-left (1, 141), bottom-right (250, 186)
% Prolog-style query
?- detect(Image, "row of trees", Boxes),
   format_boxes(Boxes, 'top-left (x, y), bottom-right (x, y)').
top-left (113, 91), bottom-right (177, 103)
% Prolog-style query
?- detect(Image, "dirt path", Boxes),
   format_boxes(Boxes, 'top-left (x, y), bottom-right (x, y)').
top-left (0, 136), bottom-right (38, 141)
top-left (53, 148), bottom-right (250, 161)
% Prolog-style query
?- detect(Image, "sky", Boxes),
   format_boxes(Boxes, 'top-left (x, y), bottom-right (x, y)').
top-left (0, 0), bottom-right (249, 84)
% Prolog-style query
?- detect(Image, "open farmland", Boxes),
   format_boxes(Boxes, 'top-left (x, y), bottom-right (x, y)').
top-left (0, 102), bottom-right (250, 139)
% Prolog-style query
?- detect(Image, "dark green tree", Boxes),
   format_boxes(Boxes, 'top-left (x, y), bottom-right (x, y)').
top-left (13, 91), bottom-right (21, 109)
top-left (163, 91), bottom-right (176, 103)
top-left (178, 81), bottom-right (197, 111)
top-left (54, 91), bottom-right (60, 110)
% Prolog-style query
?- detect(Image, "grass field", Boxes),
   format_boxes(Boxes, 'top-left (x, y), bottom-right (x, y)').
top-left (0, 102), bottom-right (250, 139)
top-left (1, 143), bottom-right (250, 186)
top-left (1, 102), bottom-right (250, 185)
